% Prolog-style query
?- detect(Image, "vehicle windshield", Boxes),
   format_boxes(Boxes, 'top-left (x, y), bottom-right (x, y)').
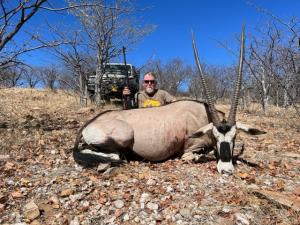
top-left (105, 64), bottom-right (132, 76)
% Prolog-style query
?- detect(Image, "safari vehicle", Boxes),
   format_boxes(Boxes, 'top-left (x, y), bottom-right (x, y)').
top-left (87, 63), bottom-right (140, 102)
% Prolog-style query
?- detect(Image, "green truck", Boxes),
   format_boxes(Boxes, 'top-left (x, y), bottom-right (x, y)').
top-left (87, 63), bottom-right (140, 102)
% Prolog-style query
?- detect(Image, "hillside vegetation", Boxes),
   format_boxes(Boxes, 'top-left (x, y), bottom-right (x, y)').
top-left (0, 88), bottom-right (299, 225)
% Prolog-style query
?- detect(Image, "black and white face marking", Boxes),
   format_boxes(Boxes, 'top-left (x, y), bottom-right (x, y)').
top-left (212, 124), bottom-right (237, 174)
top-left (189, 121), bottom-right (265, 174)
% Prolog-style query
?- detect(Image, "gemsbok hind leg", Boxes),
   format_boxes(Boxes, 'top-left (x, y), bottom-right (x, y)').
top-left (78, 119), bottom-right (134, 167)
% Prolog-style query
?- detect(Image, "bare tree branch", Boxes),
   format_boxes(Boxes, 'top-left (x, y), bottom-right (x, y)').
top-left (247, 1), bottom-right (299, 39)
top-left (0, 0), bottom-right (48, 51)
top-left (39, 3), bottom-right (120, 12)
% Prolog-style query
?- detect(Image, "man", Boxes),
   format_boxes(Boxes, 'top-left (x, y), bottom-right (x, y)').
top-left (123, 72), bottom-right (175, 108)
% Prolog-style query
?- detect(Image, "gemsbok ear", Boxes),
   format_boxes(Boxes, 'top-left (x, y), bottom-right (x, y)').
top-left (236, 122), bottom-right (266, 135)
top-left (189, 123), bottom-right (213, 138)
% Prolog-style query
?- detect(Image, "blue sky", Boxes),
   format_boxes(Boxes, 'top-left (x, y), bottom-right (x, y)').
top-left (19, 0), bottom-right (300, 68)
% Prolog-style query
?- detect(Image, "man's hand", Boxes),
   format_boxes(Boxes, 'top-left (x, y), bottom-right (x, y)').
top-left (122, 86), bottom-right (131, 96)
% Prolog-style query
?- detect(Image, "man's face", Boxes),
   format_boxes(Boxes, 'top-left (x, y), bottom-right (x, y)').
top-left (143, 74), bottom-right (157, 94)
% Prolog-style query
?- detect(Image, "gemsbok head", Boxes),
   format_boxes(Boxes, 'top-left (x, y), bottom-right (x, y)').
top-left (190, 26), bottom-right (266, 174)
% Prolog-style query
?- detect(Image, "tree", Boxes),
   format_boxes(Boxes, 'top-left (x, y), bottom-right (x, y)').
top-left (188, 64), bottom-right (236, 103)
top-left (0, 0), bottom-right (61, 71)
top-left (22, 67), bottom-right (41, 88)
top-left (54, 33), bottom-right (95, 105)
top-left (247, 20), bottom-right (300, 113)
top-left (0, 66), bottom-right (23, 87)
top-left (38, 66), bottom-right (60, 90)
top-left (245, 2), bottom-right (300, 115)
top-left (247, 26), bottom-right (277, 112)
top-left (159, 59), bottom-right (192, 95)
top-left (0, 0), bottom-right (99, 86)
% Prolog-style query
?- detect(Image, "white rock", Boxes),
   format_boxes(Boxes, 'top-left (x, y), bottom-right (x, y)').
top-left (0, 154), bottom-right (10, 160)
top-left (20, 187), bottom-right (27, 192)
top-left (146, 202), bottom-right (159, 210)
top-left (12, 212), bottom-right (21, 223)
top-left (50, 150), bottom-right (56, 155)
top-left (175, 213), bottom-right (183, 220)
top-left (106, 216), bottom-right (116, 224)
top-left (222, 205), bottom-right (231, 213)
top-left (179, 208), bottom-right (191, 217)
top-left (193, 214), bottom-right (201, 219)
top-left (140, 192), bottom-right (150, 209)
top-left (69, 216), bottom-right (80, 225)
top-left (81, 200), bottom-right (90, 208)
top-left (134, 216), bottom-right (140, 223)
top-left (146, 179), bottom-right (156, 186)
top-left (114, 200), bottom-right (124, 209)
top-left (131, 178), bottom-right (138, 183)
top-left (247, 183), bottom-right (259, 190)
top-left (123, 214), bottom-right (130, 221)
top-left (69, 193), bottom-right (84, 202)
top-left (176, 219), bottom-right (184, 224)
top-left (23, 200), bottom-right (40, 220)
top-left (49, 195), bottom-right (60, 205)
top-left (166, 186), bottom-right (174, 193)
top-left (235, 212), bottom-right (250, 225)
top-left (97, 163), bottom-right (111, 172)
top-left (7, 179), bottom-right (14, 185)
top-left (140, 193), bottom-right (150, 203)
top-left (74, 164), bottom-right (83, 172)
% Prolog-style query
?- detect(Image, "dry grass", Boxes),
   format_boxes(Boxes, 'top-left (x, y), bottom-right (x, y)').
top-left (242, 102), bottom-right (299, 118)
top-left (0, 88), bottom-right (122, 123)
top-left (0, 88), bottom-right (78, 121)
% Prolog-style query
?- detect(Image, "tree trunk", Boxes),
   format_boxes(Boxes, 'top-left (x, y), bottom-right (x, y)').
top-left (79, 73), bottom-right (88, 107)
top-left (95, 53), bottom-right (103, 107)
top-left (84, 80), bottom-right (88, 106)
top-left (276, 88), bottom-right (279, 107)
top-left (261, 67), bottom-right (269, 113)
top-left (283, 75), bottom-right (292, 108)
top-left (241, 88), bottom-right (250, 110)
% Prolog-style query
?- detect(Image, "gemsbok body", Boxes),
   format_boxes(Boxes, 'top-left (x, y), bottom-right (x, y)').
top-left (73, 27), bottom-right (266, 174)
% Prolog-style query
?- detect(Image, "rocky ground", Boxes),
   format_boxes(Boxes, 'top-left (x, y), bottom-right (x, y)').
top-left (0, 88), bottom-right (299, 225)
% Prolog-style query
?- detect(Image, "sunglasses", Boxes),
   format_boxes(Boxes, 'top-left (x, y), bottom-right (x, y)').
top-left (144, 80), bottom-right (156, 84)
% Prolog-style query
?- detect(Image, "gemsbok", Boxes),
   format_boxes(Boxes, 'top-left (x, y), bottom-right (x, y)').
top-left (73, 27), bottom-right (266, 174)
